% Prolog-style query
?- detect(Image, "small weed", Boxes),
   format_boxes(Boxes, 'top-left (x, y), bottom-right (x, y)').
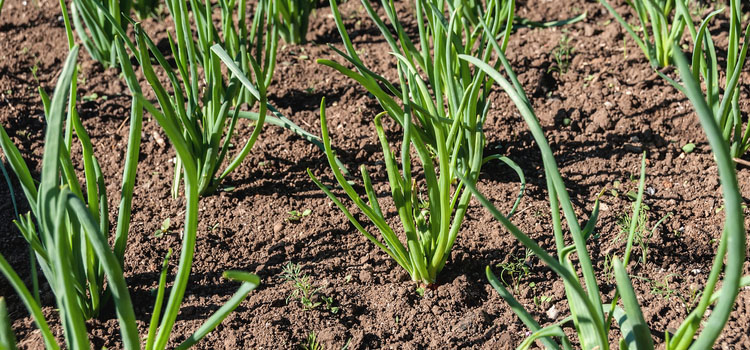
top-left (682, 143), bottom-right (696, 154)
top-left (496, 249), bottom-right (532, 293)
top-left (30, 63), bottom-right (39, 84)
top-left (548, 33), bottom-right (574, 75)
top-left (322, 296), bottom-right (339, 314)
top-left (528, 282), bottom-right (552, 310)
top-left (300, 332), bottom-right (323, 350)
top-left (287, 209), bottom-right (312, 222)
top-left (154, 217), bottom-right (171, 237)
top-left (281, 262), bottom-right (321, 310)
top-left (616, 202), bottom-right (671, 265)
top-left (281, 262), bottom-right (339, 314)
top-left (82, 92), bottom-right (106, 102)
top-left (634, 273), bottom-right (700, 312)
top-left (649, 274), bottom-right (679, 299)
top-left (534, 294), bottom-right (553, 309)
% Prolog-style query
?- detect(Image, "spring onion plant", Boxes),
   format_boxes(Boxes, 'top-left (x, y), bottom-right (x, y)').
top-left (659, 0), bottom-right (750, 159)
top-left (0, 298), bottom-right (15, 350)
top-left (68, 0), bottom-right (132, 67)
top-left (0, 46), bottom-right (262, 350)
top-left (133, 0), bottom-right (160, 18)
top-left (310, 0), bottom-right (524, 286)
top-left (0, 34), bottom-right (141, 321)
top-left (274, 0), bottom-right (315, 44)
top-left (321, 0), bottom-right (514, 169)
top-left (104, 0), bottom-right (277, 197)
top-left (459, 0), bottom-right (586, 32)
top-left (103, 4), bottom-right (274, 343)
top-left (599, 0), bottom-right (695, 67)
top-left (459, 24), bottom-right (747, 349)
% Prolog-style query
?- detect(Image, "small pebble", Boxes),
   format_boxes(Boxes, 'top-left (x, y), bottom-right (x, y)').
top-left (152, 131), bottom-right (165, 146)
top-left (546, 305), bottom-right (559, 320)
top-left (273, 222), bottom-right (283, 234)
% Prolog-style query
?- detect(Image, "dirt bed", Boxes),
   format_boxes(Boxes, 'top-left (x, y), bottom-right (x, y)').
top-left (1, 0), bottom-right (749, 349)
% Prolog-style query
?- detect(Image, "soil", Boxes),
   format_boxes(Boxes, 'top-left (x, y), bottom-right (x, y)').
top-left (1, 0), bottom-right (750, 349)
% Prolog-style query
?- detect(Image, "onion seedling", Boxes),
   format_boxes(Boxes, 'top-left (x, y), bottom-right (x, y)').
top-left (312, 0), bottom-right (524, 287)
top-left (599, 0), bottom-right (695, 68)
top-left (658, 0), bottom-right (750, 159)
top-left (106, 0), bottom-right (277, 197)
top-left (274, 0), bottom-right (315, 44)
top-left (459, 24), bottom-right (747, 349)
top-left (68, 0), bottom-right (131, 67)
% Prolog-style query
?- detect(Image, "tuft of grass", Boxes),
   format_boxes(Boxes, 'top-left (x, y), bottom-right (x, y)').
top-left (300, 331), bottom-right (324, 350)
top-left (548, 33), bottom-right (574, 74)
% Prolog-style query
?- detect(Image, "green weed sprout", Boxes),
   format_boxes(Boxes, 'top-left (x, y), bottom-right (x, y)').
top-left (281, 262), bottom-right (322, 310)
top-left (599, 0), bottom-right (695, 68)
top-left (311, 0), bottom-right (523, 286)
top-left (460, 23), bottom-right (747, 349)
top-left (659, 0), bottom-right (750, 159)
top-left (274, 0), bottom-right (315, 44)
top-left (0, 46), bottom-right (261, 350)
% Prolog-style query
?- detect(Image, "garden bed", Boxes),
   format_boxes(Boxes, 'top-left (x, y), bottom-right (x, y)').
top-left (0, 0), bottom-right (749, 348)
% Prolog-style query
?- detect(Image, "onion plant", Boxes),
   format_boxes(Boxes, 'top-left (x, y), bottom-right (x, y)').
top-left (68, 0), bottom-right (132, 67)
top-left (310, 0), bottom-right (523, 286)
top-left (599, 0), bottom-right (695, 68)
top-left (321, 0), bottom-right (514, 171)
top-left (274, 0), bottom-right (315, 44)
top-left (0, 31), bottom-right (142, 320)
top-left (0, 45), bottom-right (262, 350)
top-left (133, 0), bottom-right (160, 19)
top-left (659, 0), bottom-right (750, 159)
top-left (108, 8), bottom-right (273, 343)
top-left (460, 0), bottom-right (586, 32)
top-left (460, 24), bottom-right (747, 349)
top-left (0, 298), bottom-right (15, 350)
top-left (108, 0), bottom-right (277, 197)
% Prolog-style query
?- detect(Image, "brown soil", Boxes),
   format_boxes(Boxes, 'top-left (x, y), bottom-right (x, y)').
top-left (1, 0), bottom-right (749, 349)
